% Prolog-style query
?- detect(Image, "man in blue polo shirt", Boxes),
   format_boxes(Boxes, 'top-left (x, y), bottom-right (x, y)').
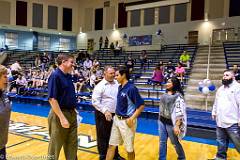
top-left (47, 54), bottom-right (78, 160)
top-left (106, 65), bottom-right (145, 160)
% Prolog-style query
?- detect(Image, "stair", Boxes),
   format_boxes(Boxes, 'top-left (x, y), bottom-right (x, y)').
top-left (185, 45), bottom-right (226, 110)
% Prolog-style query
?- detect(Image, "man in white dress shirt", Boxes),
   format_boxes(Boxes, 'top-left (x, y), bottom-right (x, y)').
top-left (212, 70), bottom-right (240, 160)
top-left (92, 66), bottom-right (124, 160)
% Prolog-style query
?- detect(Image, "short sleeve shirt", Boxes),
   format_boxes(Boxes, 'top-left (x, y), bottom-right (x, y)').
top-left (116, 82), bottom-right (144, 116)
top-left (48, 68), bottom-right (77, 109)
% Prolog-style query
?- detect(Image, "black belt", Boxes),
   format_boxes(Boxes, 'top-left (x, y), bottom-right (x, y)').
top-left (116, 115), bottom-right (129, 120)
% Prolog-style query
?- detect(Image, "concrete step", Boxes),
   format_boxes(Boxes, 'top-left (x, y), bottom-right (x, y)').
top-left (187, 79), bottom-right (222, 86)
top-left (194, 59), bottom-right (226, 63)
top-left (191, 68), bottom-right (225, 73)
top-left (196, 54), bottom-right (225, 58)
top-left (193, 64), bottom-right (226, 68)
top-left (189, 74), bottom-right (223, 80)
top-left (198, 50), bottom-right (224, 54)
top-left (197, 50), bottom-right (224, 54)
top-left (196, 56), bottom-right (225, 59)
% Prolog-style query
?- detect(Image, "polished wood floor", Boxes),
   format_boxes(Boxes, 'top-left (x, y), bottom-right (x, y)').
top-left (6, 112), bottom-right (240, 160)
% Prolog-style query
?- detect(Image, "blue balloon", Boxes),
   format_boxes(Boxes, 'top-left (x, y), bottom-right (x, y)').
top-left (208, 85), bottom-right (216, 91)
top-left (198, 86), bottom-right (203, 92)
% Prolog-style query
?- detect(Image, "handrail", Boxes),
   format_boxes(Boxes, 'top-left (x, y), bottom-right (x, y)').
top-left (206, 37), bottom-right (211, 79)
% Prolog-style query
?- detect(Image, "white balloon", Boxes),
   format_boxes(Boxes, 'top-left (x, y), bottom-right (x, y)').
top-left (202, 87), bottom-right (209, 95)
top-left (198, 81), bottom-right (204, 87)
top-left (203, 79), bottom-right (209, 85)
top-left (206, 80), bottom-right (212, 86)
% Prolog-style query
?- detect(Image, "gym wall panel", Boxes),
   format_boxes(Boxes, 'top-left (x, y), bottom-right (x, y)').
top-left (229, 0), bottom-right (240, 17)
top-left (84, 8), bottom-right (93, 31)
top-left (144, 8), bottom-right (154, 26)
top-left (209, 0), bottom-right (224, 19)
top-left (118, 3), bottom-right (127, 28)
top-left (16, 0), bottom-right (27, 26)
top-left (105, 6), bottom-right (115, 30)
top-left (191, 0), bottom-right (204, 21)
top-left (0, 1), bottom-right (11, 25)
top-left (32, 3), bottom-right (43, 28)
top-left (95, 8), bottom-right (103, 30)
top-left (62, 8), bottom-right (72, 31)
top-left (131, 10), bottom-right (140, 27)
top-left (175, 3), bottom-right (187, 22)
top-left (159, 6), bottom-right (170, 24)
top-left (48, 5), bottom-right (58, 30)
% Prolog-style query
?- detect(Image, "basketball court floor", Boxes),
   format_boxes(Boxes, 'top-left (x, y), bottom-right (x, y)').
top-left (6, 101), bottom-right (240, 160)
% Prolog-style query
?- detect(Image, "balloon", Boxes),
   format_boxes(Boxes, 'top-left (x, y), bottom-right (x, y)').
top-left (203, 79), bottom-right (210, 85)
top-left (198, 81), bottom-right (204, 87)
top-left (206, 80), bottom-right (212, 86)
top-left (198, 86), bottom-right (203, 92)
top-left (202, 87), bottom-right (209, 95)
top-left (208, 85), bottom-right (216, 91)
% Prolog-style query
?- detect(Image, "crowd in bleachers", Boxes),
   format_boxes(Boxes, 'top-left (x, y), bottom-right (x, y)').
top-left (6, 48), bottom-right (192, 97)
top-left (6, 52), bottom-right (105, 100)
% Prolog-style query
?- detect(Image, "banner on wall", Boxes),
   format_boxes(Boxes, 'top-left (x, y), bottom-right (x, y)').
top-left (128, 35), bottom-right (152, 46)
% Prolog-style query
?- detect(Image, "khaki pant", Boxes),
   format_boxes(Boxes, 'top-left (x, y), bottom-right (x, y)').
top-left (109, 116), bottom-right (137, 152)
top-left (48, 109), bottom-right (78, 160)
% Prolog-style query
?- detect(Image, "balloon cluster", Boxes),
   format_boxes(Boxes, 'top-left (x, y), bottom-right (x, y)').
top-left (198, 79), bottom-right (216, 95)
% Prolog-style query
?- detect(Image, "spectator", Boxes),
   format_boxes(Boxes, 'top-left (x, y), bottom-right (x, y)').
top-left (233, 64), bottom-right (240, 81)
top-left (99, 36), bottom-right (103, 50)
top-left (90, 69), bottom-right (97, 89)
top-left (110, 42), bottom-right (115, 55)
top-left (40, 52), bottom-right (49, 71)
top-left (16, 74), bottom-right (27, 94)
top-left (164, 61), bottom-right (175, 82)
top-left (139, 50), bottom-right (148, 71)
top-left (10, 61), bottom-right (22, 75)
top-left (175, 62), bottom-right (185, 83)
top-left (125, 56), bottom-right (134, 73)
top-left (148, 65), bottom-right (164, 85)
top-left (93, 58), bottom-right (100, 68)
top-left (35, 55), bottom-right (41, 68)
top-left (104, 36), bottom-right (109, 48)
top-left (159, 61), bottom-right (165, 72)
top-left (114, 41), bottom-right (121, 56)
top-left (76, 52), bottom-right (84, 65)
top-left (95, 65), bottom-right (103, 81)
top-left (83, 57), bottom-right (93, 70)
top-left (179, 50), bottom-right (190, 69)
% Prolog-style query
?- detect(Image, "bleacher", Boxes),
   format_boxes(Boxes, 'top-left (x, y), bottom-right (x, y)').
top-left (223, 41), bottom-right (240, 69)
top-left (5, 44), bottom-right (198, 109)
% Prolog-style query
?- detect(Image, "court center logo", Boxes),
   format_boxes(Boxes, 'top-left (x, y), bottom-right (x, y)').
top-left (9, 121), bottom-right (97, 149)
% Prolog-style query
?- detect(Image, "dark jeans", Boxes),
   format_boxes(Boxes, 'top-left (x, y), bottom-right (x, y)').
top-left (0, 147), bottom-right (6, 160)
top-left (159, 120), bottom-right (185, 160)
top-left (216, 124), bottom-right (240, 159)
top-left (95, 110), bottom-right (120, 160)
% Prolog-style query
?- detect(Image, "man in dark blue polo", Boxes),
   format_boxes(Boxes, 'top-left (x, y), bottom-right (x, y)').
top-left (106, 65), bottom-right (145, 160)
top-left (47, 54), bottom-right (77, 160)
